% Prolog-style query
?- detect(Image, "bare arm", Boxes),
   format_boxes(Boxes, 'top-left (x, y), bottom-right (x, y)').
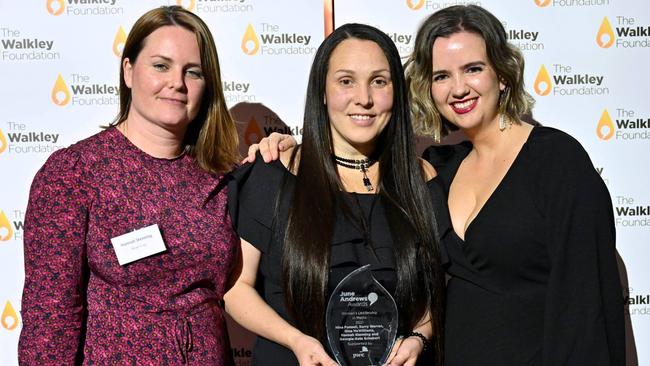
top-left (224, 239), bottom-right (337, 366)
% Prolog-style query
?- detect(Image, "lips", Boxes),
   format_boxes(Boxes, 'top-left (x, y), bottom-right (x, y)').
top-left (159, 96), bottom-right (187, 105)
top-left (450, 98), bottom-right (477, 114)
top-left (349, 114), bottom-right (376, 126)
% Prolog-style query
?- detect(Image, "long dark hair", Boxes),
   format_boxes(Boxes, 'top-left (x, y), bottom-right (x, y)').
top-left (282, 23), bottom-right (444, 363)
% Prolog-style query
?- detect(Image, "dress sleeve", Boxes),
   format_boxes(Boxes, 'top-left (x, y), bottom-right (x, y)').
top-left (227, 154), bottom-right (287, 253)
top-left (537, 136), bottom-right (625, 365)
top-left (18, 148), bottom-right (90, 365)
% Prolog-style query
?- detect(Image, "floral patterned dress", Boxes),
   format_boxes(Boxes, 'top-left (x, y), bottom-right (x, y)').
top-left (18, 127), bottom-right (239, 365)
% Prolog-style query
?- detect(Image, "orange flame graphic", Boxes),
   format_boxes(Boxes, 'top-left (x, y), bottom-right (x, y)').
top-left (0, 129), bottom-right (7, 154)
top-left (244, 117), bottom-right (263, 146)
top-left (113, 26), bottom-right (127, 57)
top-left (176, 0), bottom-right (196, 11)
top-left (1, 301), bottom-right (19, 331)
top-left (47, 0), bottom-right (65, 16)
top-left (0, 210), bottom-right (13, 242)
top-left (596, 109), bottom-right (615, 140)
top-left (534, 0), bottom-right (551, 7)
top-left (241, 24), bottom-right (260, 56)
top-left (406, 0), bottom-right (425, 10)
top-left (51, 74), bottom-right (71, 106)
top-left (534, 65), bottom-right (552, 96)
top-left (596, 17), bottom-right (615, 48)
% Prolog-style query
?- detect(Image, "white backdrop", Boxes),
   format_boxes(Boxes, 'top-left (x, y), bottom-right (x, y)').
top-left (0, 1), bottom-right (647, 365)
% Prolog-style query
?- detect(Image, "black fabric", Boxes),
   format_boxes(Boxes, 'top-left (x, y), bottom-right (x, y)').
top-left (423, 126), bottom-right (625, 366)
top-left (229, 155), bottom-right (446, 365)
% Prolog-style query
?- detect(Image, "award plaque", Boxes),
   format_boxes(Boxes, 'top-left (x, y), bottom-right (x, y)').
top-left (326, 264), bottom-right (398, 366)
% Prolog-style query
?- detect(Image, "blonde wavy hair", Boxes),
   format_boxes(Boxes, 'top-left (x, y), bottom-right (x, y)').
top-left (405, 5), bottom-right (535, 142)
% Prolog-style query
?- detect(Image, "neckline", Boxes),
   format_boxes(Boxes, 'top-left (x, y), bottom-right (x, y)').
top-left (110, 126), bottom-right (188, 163)
top-left (448, 125), bottom-right (537, 242)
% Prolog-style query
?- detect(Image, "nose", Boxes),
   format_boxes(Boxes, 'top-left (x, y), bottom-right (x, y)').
top-left (168, 68), bottom-right (187, 92)
top-left (451, 73), bottom-right (469, 99)
top-left (354, 84), bottom-right (373, 108)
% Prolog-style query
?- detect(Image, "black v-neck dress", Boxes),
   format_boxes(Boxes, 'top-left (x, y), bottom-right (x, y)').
top-left (424, 126), bottom-right (625, 365)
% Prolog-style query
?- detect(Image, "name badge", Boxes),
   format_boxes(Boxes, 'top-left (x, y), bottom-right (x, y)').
top-left (110, 224), bottom-right (167, 265)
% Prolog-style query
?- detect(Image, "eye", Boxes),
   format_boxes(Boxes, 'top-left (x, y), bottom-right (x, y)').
top-left (186, 69), bottom-right (203, 79)
top-left (153, 63), bottom-right (168, 71)
top-left (338, 78), bottom-right (353, 86)
top-left (466, 65), bottom-right (483, 74)
top-left (432, 73), bottom-right (448, 82)
top-left (372, 77), bottom-right (389, 87)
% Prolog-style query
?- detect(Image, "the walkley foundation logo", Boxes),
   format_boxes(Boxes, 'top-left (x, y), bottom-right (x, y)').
top-left (382, 28), bottom-right (413, 56)
top-left (626, 288), bottom-right (650, 316)
top-left (597, 108), bottom-right (650, 141)
top-left (0, 210), bottom-right (14, 242)
top-left (241, 22), bottom-right (316, 56)
top-left (1, 301), bottom-right (19, 331)
top-left (2, 122), bottom-right (63, 155)
top-left (0, 129), bottom-right (7, 154)
top-left (598, 15), bottom-right (650, 49)
top-left (47, 0), bottom-right (124, 16)
top-left (614, 195), bottom-right (650, 228)
top-left (407, 0), bottom-right (481, 11)
top-left (503, 22), bottom-right (544, 52)
top-left (113, 26), bottom-right (127, 57)
top-left (535, 0), bottom-right (609, 8)
top-left (176, 0), bottom-right (254, 13)
top-left (533, 64), bottom-right (609, 97)
top-left (1, 27), bottom-right (60, 62)
top-left (223, 80), bottom-right (256, 105)
top-left (52, 73), bottom-right (119, 107)
top-left (242, 116), bottom-right (302, 146)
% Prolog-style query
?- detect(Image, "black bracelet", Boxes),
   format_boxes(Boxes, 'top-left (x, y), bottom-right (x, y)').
top-left (405, 331), bottom-right (429, 351)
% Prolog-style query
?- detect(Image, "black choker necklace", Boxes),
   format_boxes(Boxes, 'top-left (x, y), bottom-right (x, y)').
top-left (333, 155), bottom-right (376, 191)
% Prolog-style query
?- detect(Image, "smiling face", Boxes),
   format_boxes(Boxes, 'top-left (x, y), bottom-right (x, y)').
top-left (429, 31), bottom-right (505, 133)
top-left (123, 25), bottom-right (206, 135)
top-left (325, 38), bottom-right (393, 157)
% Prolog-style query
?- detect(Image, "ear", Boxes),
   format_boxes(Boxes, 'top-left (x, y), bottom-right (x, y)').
top-left (123, 58), bottom-right (133, 89)
top-left (323, 94), bottom-right (327, 105)
top-left (499, 79), bottom-right (507, 92)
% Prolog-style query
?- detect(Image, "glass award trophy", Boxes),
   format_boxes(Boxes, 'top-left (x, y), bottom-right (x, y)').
top-left (325, 264), bottom-right (398, 366)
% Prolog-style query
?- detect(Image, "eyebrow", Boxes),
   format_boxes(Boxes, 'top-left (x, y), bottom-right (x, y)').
top-left (150, 54), bottom-right (202, 68)
top-left (333, 68), bottom-right (391, 75)
top-left (432, 61), bottom-right (486, 75)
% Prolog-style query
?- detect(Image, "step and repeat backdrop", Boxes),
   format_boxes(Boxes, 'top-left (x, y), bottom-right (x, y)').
top-left (0, 0), bottom-right (647, 365)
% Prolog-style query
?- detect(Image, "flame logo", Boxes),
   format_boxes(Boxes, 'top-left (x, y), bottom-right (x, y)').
top-left (534, 65), bottom-right (552, 96)
top-left (0, 129), bottom-right (7, 154)
top-left (176, 0), bottom-right (196, 11)
top-left (596, 109), bottom-right (615, 140)
top-left (596, 17), bottom-right (615, 48)
top-left (51, 74), bottom-right (71, 106)
top-left (47, 0), bottom-right (65, 16)
top-left (241, 24), bottom-right (260, 56)
top-left (0, 210), bottom-right (13, 242)
top-left (406, 0), bottom-right (424, 10)
top-left (1, 301), bottom-right (19, 331)
top-left (534, 0), bottom-right (551, 7)
top-left (113, 26), bottom-right (127, 57)
top-left (244, 117), bottom-right (263, 146)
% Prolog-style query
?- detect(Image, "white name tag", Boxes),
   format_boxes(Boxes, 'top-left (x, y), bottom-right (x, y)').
top-left (110, 224), bottom-right (167, 265)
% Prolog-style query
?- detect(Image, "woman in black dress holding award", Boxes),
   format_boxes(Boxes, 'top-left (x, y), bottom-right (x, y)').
top-left (224, 24), bottom-right (445, 366)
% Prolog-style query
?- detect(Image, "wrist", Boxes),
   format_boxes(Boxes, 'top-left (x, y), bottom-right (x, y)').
top-left (404, 331), bottom-right (429, 352)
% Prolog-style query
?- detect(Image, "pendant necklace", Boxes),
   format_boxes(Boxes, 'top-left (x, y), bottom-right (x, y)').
top-left (333, 155), bottom-right (376, 191)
